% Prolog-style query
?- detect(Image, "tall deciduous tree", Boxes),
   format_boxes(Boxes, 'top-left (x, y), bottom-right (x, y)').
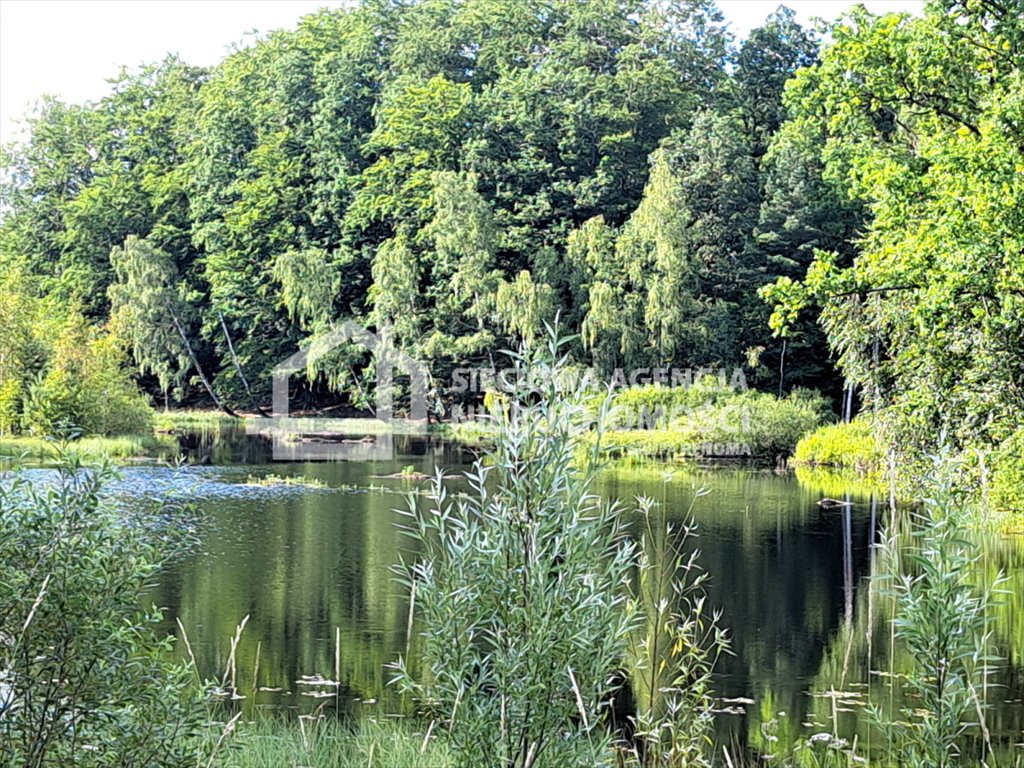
top-left (762, 1), bottom-right (1024, 469)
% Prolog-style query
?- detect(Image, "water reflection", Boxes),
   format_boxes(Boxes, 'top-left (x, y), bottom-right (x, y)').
top-left (134, 428), bottom-right (1023, 754)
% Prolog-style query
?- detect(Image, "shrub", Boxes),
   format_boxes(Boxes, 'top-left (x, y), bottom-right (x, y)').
top-left (792, 418), bottom-right (884, 471)
top-left (0, 454), bottom-right (205, 766)
top-left (391, 336), bottom-right (637, 768)
top-left (870, 455), bottom-right (1005, 768)
top-left (21, 315), bottom-right (153, 437)
top-left (989, 428), bottom-right (1024, 520)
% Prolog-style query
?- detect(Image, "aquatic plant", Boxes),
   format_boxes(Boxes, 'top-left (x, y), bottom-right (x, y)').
top-left (0, 433), bottom-right (177, 460)
top-left (243, 473), bottom-right (327, 489)
top-left (153, 409), bottom-right (244, 431)
top-left (623, 490), bottom-right (729, 768)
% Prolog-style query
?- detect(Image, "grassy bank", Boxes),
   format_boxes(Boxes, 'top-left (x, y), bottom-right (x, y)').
top-left (441, 382), bottom-right (832, 462)
top-left (153, 409), bottom-right (244, 431)
top-left (596, 383), bottom-right (830, 461)
top-left (0, 433), bottom-right (177, 460)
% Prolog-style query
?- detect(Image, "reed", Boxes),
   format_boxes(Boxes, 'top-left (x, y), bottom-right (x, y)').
top-left (0, 433), bottom-right (176, 460)
top-left (622, 486), bottom-right (729, 768)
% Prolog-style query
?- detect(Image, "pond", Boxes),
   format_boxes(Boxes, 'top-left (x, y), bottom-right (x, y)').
top-left (119, 428), bottom-right (1023, 753)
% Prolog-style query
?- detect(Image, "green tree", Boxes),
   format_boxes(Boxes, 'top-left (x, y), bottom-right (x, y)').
top-left (20, 313), bottom-right (153, 436)
top-left (109, 235), bottom-right (233, 414)
top-left (731, 7), bottom-right (818, 165)
top-left (762, 1), bottom-right (1024, 477)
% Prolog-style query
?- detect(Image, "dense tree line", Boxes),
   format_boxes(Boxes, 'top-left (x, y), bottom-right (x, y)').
top-left (1, 0), bottom-right (1021, 491)
top-left (0, 0), bottom-right (831, 410)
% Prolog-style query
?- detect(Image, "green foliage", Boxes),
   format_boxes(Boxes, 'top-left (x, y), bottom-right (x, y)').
top-left (212, 716), bottom-right (452, 768)
top-left (0, 264), bottom-right (154, 437)
top-left (0, 267), bottom-right (61, 434)
top-left (601, 383), bottom-right (830, 460)
top-left (0, 456), bottom-right (206, 766)
top-left (0, 434), bottom-right (176, 460)
top-left (109, 234), bottom-right (195, 398)
top-left (20, 315), bottom-right (153, 437)
top-left (0, 378), bottom-right (21, 437)
top-left (8, 0), bottom-right (831, 410)
top-left (869, 458), bottom-right (1006, 767)
top-left (762, 2), bottom-right (1024, 483)
top-left (989, 428), bottom-right (1024, 522)
top-left (609, 377), bottom-right (751, 421)
top-left (495, 270), bottom-right (557, 345)
top-left (391, 336), bottom-right (636, 767)
top-left (792, 418), bottom-right (884, 472)
top-left (152, 409), bottom-right (243, 431)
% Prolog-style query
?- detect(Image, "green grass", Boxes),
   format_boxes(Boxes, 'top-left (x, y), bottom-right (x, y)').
top-left (212, 716), bottom-right (451, 768)
top-left (792, 418), bottom-right (884, 472)
top-left (153, 409), bottom-right (244, 431)
top-left (0, 434), bottom-right (177, 460)
top-left (432, 419), bottom-right (494, 445)
top-left (439, 385), bottom-right (832, 462)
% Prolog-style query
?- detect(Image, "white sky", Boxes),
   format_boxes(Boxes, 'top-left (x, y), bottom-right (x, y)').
top-left (0, 0), bottom-right (923, 145)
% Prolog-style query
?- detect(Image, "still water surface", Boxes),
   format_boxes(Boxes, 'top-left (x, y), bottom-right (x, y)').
top-left (128, 429), bottom-right (1023, 751)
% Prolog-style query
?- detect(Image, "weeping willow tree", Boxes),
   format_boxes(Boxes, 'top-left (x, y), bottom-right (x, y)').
top-left (617, 148), bottom-right (695, 365)
top-left (495, 270), bottom-right (557, 347)
top-left (273, 247), bottom-right (342, 330)
top-left (369, 231), bottom-right (421, 344)
top-left (109, 235), bottom-right (235, 414)
top-left (419, 171), bottom-right (502, 360)
top-left (572, 215), bottom-right (646, 372)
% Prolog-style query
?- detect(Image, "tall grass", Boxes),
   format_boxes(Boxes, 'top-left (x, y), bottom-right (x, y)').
top-left (0, 433), bottom-right (176, 460)
top-left (624, 489), bottom-right (728, 768)
top-left (211, 716), bottom-right (451, 768)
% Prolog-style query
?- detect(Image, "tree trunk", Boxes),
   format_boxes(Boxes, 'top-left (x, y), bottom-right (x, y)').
top-left (170, 311), bottom-right (238, 418)
top-left (219, 312), bottom-right (270, 417)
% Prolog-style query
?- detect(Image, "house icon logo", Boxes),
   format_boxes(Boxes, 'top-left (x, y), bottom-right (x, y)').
top-left (248, 321), bottom-right (429, 460)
